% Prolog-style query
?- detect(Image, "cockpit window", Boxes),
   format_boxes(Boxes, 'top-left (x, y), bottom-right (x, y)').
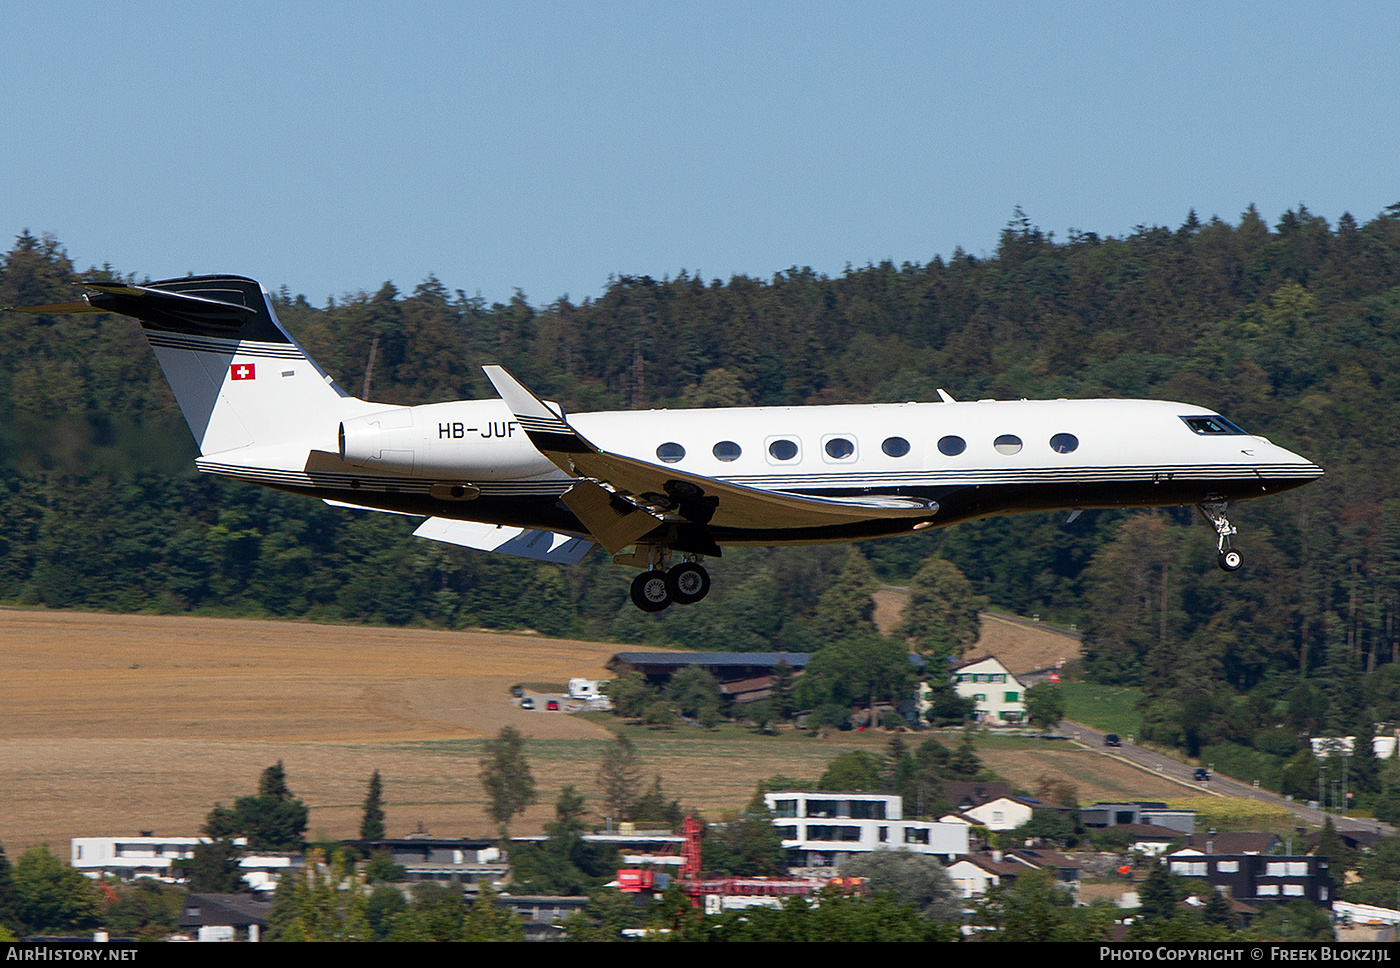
top-left (1182, 415), bottom-right (1248, 436)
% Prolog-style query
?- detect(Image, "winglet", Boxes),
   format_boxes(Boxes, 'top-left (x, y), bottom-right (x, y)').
top-left (482, 365), bottom-right (594, 459)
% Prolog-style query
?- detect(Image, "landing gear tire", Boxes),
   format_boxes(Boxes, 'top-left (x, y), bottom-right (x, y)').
top-left (630, 571), bottom-right (672, 612)
top-left (667, 563), bottom-right (711, 605)
top-left (1199, 501), bottom-right (1243, 576)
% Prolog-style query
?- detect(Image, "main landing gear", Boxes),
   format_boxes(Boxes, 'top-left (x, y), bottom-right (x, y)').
top-left (1198, 501), bottom-right (1242, 572)
top-left (629, 560), bottom-right (712, 612)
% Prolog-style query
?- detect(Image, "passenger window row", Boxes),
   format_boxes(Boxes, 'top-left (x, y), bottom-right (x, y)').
top-left (655, 432), bottom-right (1080, 464)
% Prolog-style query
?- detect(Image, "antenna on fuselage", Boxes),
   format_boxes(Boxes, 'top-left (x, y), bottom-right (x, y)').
top-left (936, 389), bottom-right (956, 403)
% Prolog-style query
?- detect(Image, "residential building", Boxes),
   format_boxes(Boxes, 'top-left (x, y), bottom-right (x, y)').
top-left (764, 792), bottom-right (969, 867)
top-left (70, 836), bottom-right (298, 891)
top-left (1164, 851), bottom-right (1332, 908)
top-left (1081, 802), bottom-right (1196, 834)
top-left (178, 893), bottom-right (271, 942)
top-left (946, 852), bottom-right (1027, 898)
top-left (961, 796), bottom-right (1036, 831)
top-left (949, 657), bottom-right (1025, 724)
top-left (360, 836), bottom-right (505, 887)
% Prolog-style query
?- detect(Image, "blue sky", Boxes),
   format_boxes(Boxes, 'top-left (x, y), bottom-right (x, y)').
top-left (4, 1), bottom-right (1398, 307)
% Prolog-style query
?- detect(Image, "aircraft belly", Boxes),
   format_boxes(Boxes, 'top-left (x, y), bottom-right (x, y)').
top-left (269, 467), bottom-right (1308, 549)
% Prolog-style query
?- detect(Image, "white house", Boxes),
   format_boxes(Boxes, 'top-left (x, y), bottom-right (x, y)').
top-left (950, 657), bottom-right (1026, 725)
top-left (763, 792), bottom-right (969, 867)
top-left (960, 796), bottom-right (1036, 831)
top-left (946, 853), bottom-right (1031, 899)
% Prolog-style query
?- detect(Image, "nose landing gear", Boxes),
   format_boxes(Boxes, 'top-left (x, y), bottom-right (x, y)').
top-left (1198, 501), bottom-right (1242, 572)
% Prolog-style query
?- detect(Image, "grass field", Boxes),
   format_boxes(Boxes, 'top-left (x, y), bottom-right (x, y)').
top-left (0, 607), bottom-right (1205, 854)
top-left (1059, 681), bottom-right (1144, 738)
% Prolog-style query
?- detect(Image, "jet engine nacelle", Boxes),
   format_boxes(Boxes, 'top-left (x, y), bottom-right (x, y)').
top-left (338, 400), bottom-right (552, 479)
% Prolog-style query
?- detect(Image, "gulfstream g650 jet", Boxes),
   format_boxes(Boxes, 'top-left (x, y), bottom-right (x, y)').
top-left (15, 275), bottom-right (1323, 611)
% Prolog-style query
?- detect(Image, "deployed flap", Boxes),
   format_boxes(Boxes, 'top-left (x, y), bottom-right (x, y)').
top-left (561, 480), bottom-right (664, 554)
top-left (483, 365), bottom-right (938, 531)
top-left (412, 518), bottom-right (596, 564)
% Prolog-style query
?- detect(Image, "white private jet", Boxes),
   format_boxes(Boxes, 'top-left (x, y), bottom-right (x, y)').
top-left (16, 275), bottom-right (1324, 611)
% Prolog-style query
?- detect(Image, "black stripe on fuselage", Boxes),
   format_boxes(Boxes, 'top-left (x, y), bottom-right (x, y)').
top-left (207, 466), bottom-right (1315, 549)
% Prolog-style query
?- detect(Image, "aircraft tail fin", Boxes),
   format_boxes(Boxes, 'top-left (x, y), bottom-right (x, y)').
top-left (16, 276), bottom-right (350, 457)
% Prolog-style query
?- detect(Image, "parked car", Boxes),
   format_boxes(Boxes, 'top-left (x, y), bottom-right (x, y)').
top-left (546, 700), bottom-right (560, 711)
top-left (1194, 768), bottom-right (1211, 782)
top-left (520, 698), bottom-right (535, 710)
top-left (511, 685), bottom-right (524, 698)
top-left (1104, 734), bottom-right (1121, 748)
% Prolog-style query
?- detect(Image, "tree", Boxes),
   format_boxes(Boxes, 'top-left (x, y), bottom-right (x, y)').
top-left (0, 844), bottom-right (19, 937)
top-left (1024, 682), bottom-right (1066, 730)
top-left (946, 728), bottom-right (983, 779)
top-left (10, 845), bottom-right (100, 936)
top-left (176, 839), bottom-right (247, 893)
top-left (203, 761), bottom-right (309, 852)
top-left (794, 631), bottom-right (917, 713)
top-left (704, 805), bottom-right (787, 876)
top-left (896, 556), bottom-right (986, 659)
top-left (462, 885), bottom-right (525, 941)
top-left (810, 549), bottom-right (879, 642)
top-left (511, 785), bottom-right (620, 896)
top-left (598, 735), bottom-right (643, 821)
top-left (103, 880), bottom-right (182, 941)
top-left (665, 665), bottom-right (724, 723)
top-left (360, 770), bottom-right (386, 840)
top-left (818, 750), bottom-right (884, 791)
top-left (603, 672), bottom-right (655, 720)
top-left (770, 658), bottom-right (797, 720)
top-left (922, 670), bottom-right (976, 726)
top-left (478, 726), bottom-right (537, 838)
top-left (631, 776), bottom-right (684, 829)
top-left (837, 850), bottom-right (961, 922)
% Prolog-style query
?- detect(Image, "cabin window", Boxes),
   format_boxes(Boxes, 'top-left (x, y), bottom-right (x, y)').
top-left (1049, 433), bottom-right (1078, 454)
top-left (656, 442), bottom-right (685, 463)
top-left (768, 438), bottom-right (799, 461)
top-left (713, 440), bottom-right (742, 462)
top-left (882, 436), bottom-right (910, 458)
top-left (994, 434), bottom-right (1023, 455)
top-left (938, 435), bottom-right (966, 456)
top-left (823, 436), bottom-right (856, 461)
top-left (1181, 415), bottom-right (1248, 435)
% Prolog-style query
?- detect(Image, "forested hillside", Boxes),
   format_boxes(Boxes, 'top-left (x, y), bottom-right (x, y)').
top-left (4, 205), bottom-right (1400, 801)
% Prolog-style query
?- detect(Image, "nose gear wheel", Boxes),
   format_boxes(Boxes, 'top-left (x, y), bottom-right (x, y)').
top-left (1198, 501), bottom-right (1242, 572)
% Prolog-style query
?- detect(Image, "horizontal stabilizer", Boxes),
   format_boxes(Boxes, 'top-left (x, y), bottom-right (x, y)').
top-left (412, 518), bottom-right (596, 564)
top-left (322, 499), bottom-right (422, 517)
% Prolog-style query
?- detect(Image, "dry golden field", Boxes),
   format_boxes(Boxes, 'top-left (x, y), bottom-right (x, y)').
top-left (0, 607), bottom-right (1177, 855)
top-left (0, 609), bottom-right (864, 851)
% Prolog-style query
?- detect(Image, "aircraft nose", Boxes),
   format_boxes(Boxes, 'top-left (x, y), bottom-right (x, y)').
top-left (1260, 442), bottom-right (1323, 490)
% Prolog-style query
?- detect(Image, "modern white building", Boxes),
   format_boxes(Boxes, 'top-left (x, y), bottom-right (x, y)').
top-left (72, 837), bottom-right (221, 881)
top-left (70, 836), bottom-right (298, 890)
top-left (763, 792), bottom-right (969, 867)
top-left (950, 657), bottom-right (1026, 725)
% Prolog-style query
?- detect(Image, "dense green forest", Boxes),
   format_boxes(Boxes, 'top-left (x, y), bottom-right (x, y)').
top-left (4, 204), bottom-right (1400, 803)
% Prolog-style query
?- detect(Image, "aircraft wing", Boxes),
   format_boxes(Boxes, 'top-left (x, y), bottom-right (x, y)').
top-left (483, 366), bottom-right (938, 534)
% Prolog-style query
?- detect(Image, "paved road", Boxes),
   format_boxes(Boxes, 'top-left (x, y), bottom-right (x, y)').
top-left (1057, 719), bottom-right (1393, 839)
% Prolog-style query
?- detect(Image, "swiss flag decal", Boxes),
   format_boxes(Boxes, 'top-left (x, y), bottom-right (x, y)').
top-left (230, 363), bottom-right (256, 381)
